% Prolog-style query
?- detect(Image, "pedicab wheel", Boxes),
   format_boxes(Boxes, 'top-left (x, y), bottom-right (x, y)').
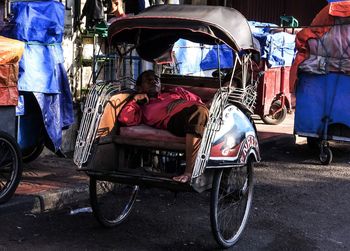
top-left (22, 142), bottom-right (45, 163)
top-left (319, 147), bottom-right (333, 165)
top-left (89, 176), bottom-right (139, 227)
top-left (210, 157), bottom-right (254, 248)
top-left (0, 131), bottom-right (23, 204)
top-left (261, 100), bottom-right (287, 125)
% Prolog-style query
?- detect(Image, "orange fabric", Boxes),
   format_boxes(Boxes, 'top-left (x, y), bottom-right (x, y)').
top-left (329, 1), bottom-right (350, 17)
top-left (0, 36), bottom-right (24, 65)
top-left (97, 93), bottom-right (131, 137)
top-left (290, 4), bottom-right (334, 91)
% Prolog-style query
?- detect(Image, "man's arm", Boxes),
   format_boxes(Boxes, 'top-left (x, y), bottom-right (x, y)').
top-left (173, 87), bottom-right (203, 103)
top-left (118, 98), bottom-right (143, 126)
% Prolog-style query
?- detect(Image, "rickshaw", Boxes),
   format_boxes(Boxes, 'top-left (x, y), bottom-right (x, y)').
top-left (74, 5), bottom-right (260, 248)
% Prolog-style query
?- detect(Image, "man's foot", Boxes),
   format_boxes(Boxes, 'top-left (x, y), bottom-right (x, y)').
top-left (172, 173), bottom-right (191, 183)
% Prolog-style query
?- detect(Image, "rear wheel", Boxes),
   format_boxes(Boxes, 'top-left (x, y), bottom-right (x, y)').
top-left (0, 131), bottom-right (22, 204)
top-left (262, 100), bottom-right (287, 125)
top-left (89, 176), bottom-right (139, 227)
top-left (210, 158), bottom-right (254, 248)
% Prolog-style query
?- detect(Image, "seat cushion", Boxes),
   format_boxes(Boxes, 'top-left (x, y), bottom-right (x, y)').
top-left (117, 124), bottom-right (186, 150)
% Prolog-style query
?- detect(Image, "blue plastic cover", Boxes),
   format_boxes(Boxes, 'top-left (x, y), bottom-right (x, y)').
top-left (248, 21), bottom-right (278, 56)
top-left (200, 44), bottom-right (233, 71)
top-left (7, 1), bottom-right (64, 43)
top-left (173, 39), bottom-right (233, 75)
top-left (294, 73), bottom-right (350, 137)
top-left (263, 32), bottom-right (296, 68)
top-left (18, 44), bottom-right (65, 93)
top-left (4, 0), bottom-right (74, 152)
top-left (248, 21), bottom-right (296, 68)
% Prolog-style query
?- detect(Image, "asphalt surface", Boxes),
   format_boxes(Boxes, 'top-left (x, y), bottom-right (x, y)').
top-left (1, 113), bottom-right (349, 250)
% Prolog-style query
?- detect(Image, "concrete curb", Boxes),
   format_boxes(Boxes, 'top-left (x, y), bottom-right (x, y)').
top-left (0, 184), bottom-right (89, 214)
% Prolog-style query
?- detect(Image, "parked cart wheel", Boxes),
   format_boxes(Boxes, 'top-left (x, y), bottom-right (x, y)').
top-left (319, 145), bottom-right (333, 165)
top-left (0, 131), bottom-right (23, 204)
top-left (262, 100), bottom-right (287, 125)
top-left (210, 157), bottom-right (254, 248)
top-left (89, 176), bottom-right (139, 227)
top-left (22, 141), bottom-right (45, 163)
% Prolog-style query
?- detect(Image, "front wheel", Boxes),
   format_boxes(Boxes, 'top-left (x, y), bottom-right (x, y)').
top-left (262, 100), bottom-right (287, 125)
top-left (89, 176), bottom-right (139, 227)
top-left (0, 131), bottom-right (23, 204)
top-left (210, 158), bottom-right (254, 248)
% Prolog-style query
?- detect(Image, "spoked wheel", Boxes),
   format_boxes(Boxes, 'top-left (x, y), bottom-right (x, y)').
top-left (262, 100), bottom-right (287, 125)
top-left (0, 131), bottom-right (23, 204)
top-left (89, 176), bottom-right (139, 227)
top-left (210, 158), bottom-right (254, 248)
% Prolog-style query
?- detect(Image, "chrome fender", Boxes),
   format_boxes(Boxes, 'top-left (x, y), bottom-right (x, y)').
top-left (209, 105), bottom-right (260, 165)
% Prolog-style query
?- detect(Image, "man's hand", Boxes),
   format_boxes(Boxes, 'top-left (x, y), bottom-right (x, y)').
top-left (133, 94), bottom-right (149, 104)
top-left (167, 99), bottom-right (187, 113)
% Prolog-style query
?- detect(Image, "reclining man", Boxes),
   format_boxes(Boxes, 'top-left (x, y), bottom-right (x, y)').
top-left (118, 70), bottom-right (209, 183)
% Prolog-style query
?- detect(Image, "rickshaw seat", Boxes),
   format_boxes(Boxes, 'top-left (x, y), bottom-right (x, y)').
top-left (116, 124), bottom-right (186, 151)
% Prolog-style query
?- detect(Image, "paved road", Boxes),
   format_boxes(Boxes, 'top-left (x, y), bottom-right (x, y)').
top-left (1, 135), bottom-right (349, 250)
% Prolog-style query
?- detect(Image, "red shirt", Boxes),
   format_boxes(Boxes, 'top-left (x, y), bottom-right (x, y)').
top-left (118, 87), bottom-right (204, 129)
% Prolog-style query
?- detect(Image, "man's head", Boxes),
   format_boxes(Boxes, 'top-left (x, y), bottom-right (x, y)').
top-left (136, 70), bottom-right (161, 97)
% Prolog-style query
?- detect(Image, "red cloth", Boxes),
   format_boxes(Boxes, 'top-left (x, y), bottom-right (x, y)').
top-left (290, 4), bottom-right (334, 91)
top-left (118, 87), bottom-right (204, 129)
top-left (329, 1), bottom-right (350, 17)
top-left (0, 64), bottom-right (19, 106)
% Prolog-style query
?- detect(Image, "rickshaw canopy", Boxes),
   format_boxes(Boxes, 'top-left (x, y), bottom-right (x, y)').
top-left (108, 4), bottom-right (258, 61)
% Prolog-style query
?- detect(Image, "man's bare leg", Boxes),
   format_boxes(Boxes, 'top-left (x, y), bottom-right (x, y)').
top-left (173, 134), bottom-right (201, 183)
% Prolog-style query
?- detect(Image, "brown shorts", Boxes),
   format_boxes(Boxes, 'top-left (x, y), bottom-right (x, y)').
top-left (167, 105), bottom-right (209, 138)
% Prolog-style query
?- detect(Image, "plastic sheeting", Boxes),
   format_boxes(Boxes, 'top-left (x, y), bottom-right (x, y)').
top-left (3, 0), bottom-right (74, 152)
top-left (200, 44), bottom-right (233, 71)
top-left (294, 73), bottom-right (350, 137)
top-left (172, 39), bottom-right (233, 75)
top-left (249, 21), bottom-right (296, 68)
top-left (263, 32), bottom-right (296, 68)
top-left (298, 17), bottom-right (350, 75)
top-left (19, 44), bottom-right (64, 93)
top-left (7, 1), bottom-right (64, 43)
top-left (6, 0), bottom-right (65, 93)
top-left (0, 36), bottom-right (24, 106)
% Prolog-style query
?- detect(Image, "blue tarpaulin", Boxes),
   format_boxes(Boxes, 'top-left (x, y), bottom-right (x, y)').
top-left (4, 0), bottom-right (74, 152)
top-left (263, 32), bottom-right (296, 68)
top-left (19, 44), bottom-right (65, 93)
top-left (173, 21), bottom-right (295, 75)
top-left (295, 73), bottom-right (350, 137)
top-left (173, 39), bottom-right (233, 75)
top-left (200, 44), bottom-right (233, 71)
top-left (248, 21), bottom-right (296, 68)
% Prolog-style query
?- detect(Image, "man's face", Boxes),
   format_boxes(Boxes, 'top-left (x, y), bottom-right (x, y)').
top-left (140, 72), bottom-right (161, 97)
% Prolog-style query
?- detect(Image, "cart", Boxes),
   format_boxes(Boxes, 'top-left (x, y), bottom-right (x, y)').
top-left (74, 5), bottom-right (260, 248)
top-left (295, 73), bottom-right (350, 164)
top-left (255, 65), bottom-right (293, 125)
top-left (0, 36), bottom-right (24, 203)
top-left (294, 2), bottom-right (350, 165)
